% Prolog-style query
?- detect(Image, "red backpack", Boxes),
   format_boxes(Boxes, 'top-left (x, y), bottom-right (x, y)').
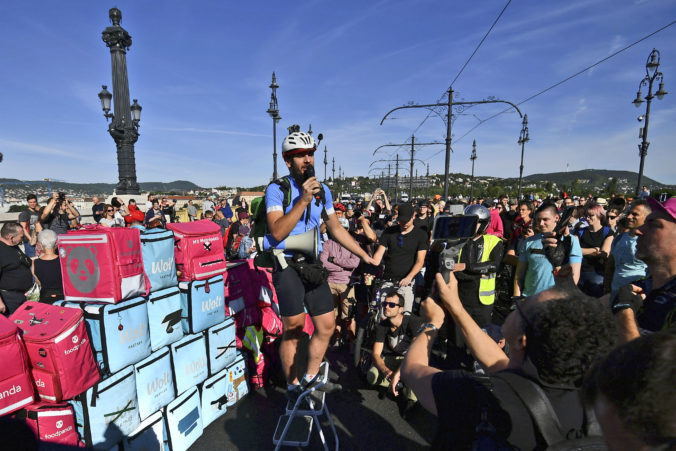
top-left (167, 220), bottom-right (227, 281)
top-left (0, 315), bottom-right (34, 415)
top-left (14, 402), bottom-right (82, 447)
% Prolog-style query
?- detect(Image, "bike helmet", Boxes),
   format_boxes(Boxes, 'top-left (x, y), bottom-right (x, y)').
top-left (464, 204), bottom-right (491, 235)
top-left (282, 132), bottom-right (316, 157)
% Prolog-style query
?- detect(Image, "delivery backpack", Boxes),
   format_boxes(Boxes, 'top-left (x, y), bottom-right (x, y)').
top-left (198, 368), bottom-right (229, 428)
top-left (0, 315), bottom-right (34, 415)
top-left (170, 333), bottom-right (208, 396)
top-left (139, 227), bottom-right (178, 293)
top-left (164, 386), bottom-right (203, 451)
top-left (251, 176), bottom-right (327, 268)
top-left (134, 347), bottom-right (176, 421)
top-left (122, 410), bottom-right (166, 451)
top-left (59, 297), bottom-right (152, 376)
top-left (14, 401), bottom-right (82, 448)
top-left (204, 317), bottom-right (237, 376)
top-left (57, 225), bottom-right (150, 303)
top-left (70, 365), bottom-right (141, 450)
top-left (167, 220), bottom-right (227, 281)
top-left (147, 286), bottom-right (185, 351)
top-left (10, 302), bottom-right (100, 403)
top-left (178, 275), bottom-right (226, 334)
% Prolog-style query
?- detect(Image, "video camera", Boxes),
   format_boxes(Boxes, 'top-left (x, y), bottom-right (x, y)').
top-left (421, 214), bottom-right (478, 299)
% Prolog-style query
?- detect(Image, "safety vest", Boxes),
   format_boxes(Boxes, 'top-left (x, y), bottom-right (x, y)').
top-left (458, 234), bottom-right (501, 305)
top-left (242, 325), bottom-right (264, 364)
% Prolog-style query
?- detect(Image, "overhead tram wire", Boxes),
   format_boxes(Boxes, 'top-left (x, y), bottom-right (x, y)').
top-left (422, 19), bottom-right (676, 162)
top-left (397, 0), bottom-right (514, 146)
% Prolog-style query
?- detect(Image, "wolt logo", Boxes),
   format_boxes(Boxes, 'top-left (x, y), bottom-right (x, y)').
top-left (65, 246), bottom-right (101, 294)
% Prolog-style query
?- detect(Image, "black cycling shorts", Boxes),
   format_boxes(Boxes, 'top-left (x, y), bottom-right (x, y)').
top-left (272, 265), bottom-right (333, 317)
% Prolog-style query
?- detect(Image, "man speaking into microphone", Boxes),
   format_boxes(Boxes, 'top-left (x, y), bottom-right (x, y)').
top-left (264, 128), bottom-right (375, 401)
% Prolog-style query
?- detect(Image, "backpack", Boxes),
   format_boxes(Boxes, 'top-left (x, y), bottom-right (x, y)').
top-left (251, 176), bottom-right (327, 268)
top-left (578, 226), bottom-right (610, 242)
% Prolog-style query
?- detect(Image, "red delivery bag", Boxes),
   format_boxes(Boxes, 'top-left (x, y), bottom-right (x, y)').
top-left (11, 302), bottom-right (100, 403)
top-left (14, 402), bottom-right (82, 447)
top-left (168, 220), bottom-right (226, 281)
top-left (57, 225), bottom-right (150, 303)
top-left (0, 315), bottom-right (34, 415)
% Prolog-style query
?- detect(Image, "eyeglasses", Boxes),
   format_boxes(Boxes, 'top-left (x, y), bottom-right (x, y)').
top-left (607, 215), bottom-right (618, 220)
top-left (382, 301), bottom-right (402, 309)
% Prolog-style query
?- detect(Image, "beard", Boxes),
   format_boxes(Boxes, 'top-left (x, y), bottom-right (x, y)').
top-left (289, 164), bottom-right (308, 185)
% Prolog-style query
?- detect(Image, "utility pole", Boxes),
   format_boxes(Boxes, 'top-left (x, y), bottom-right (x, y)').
top-left (339, 165), bottom-right (342, 198)
top-left (470, 139), bottom-right (477, 200)
top-left (409, 136), bottom-right (415, 201)
top-left (387, 163), bottom-right (391, 200)
top-left (332, 157), bottom-right (336, 185)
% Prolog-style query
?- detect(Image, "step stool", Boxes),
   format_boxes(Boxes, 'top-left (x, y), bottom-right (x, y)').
top-left (273, 361), bottom-right (339, 450)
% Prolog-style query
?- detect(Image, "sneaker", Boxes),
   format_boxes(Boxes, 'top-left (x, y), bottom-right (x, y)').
top-left (304, 375), bottom-right (342, 394)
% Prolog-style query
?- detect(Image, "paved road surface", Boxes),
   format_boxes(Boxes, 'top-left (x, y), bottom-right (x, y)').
top-left (194, 346), bottom-right (436, 450)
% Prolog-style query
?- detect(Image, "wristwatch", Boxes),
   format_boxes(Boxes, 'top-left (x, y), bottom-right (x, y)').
top-left (416, 322), bottom-right (438, 336)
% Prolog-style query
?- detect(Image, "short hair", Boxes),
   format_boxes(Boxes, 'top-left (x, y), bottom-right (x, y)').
top-left (129, 199), bottom-right (136, 204)
top-left (1, 222), bottom-right (22, 239)
top-left (111, 197), bottom-right (121, 208)
top-left (522, 287), bottom-right (615, 387)
top-left (518, 200), bottom-right (533, 213)
top-left (38, 229), bottom-right (57, 250)
top-left (535, 202), bottom-right (558, 218)
top-left (152, 199), bottom-right (160, 206)
top-left (27, 194), bottom-right (37, 202)
top-left (630, 199), bottom-right (651, 213)
top-left (385, 291), bottom-right (405, 307)
top-left (584, 203), bottom-right (606, 221)
top-left (582, 333), bottom-right (676, 447)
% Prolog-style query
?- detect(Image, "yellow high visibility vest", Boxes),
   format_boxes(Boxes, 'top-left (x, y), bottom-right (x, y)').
top-left (458, 234), bottom-right (501, 305)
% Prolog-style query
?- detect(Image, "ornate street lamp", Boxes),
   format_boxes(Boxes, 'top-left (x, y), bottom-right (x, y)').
top-left (469, 140), bottom-right (477, 200)
top-left (632, 49), bottom-right (667, 196)
top-left (267, 72), bottom-right (281, 180)
top-left (517, 114), bottom-right (530, 200)
top-left (98, 7), bottom-right (142, 194)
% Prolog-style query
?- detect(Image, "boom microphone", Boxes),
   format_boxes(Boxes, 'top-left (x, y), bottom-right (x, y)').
top-left (305, 164), bottom-right (321, 206)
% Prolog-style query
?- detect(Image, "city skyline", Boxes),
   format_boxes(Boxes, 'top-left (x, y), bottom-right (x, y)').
top-left (1, 1), bottom-right (675, 187)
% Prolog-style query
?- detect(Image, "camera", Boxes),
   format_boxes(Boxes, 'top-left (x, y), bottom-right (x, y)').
top-left (58, 192), bottom-right (66, 200)
top-left (421, 214), bottom-right (478, 299)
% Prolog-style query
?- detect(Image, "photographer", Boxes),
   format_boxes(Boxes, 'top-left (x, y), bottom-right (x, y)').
top-left (515, 203), bottom-right (582, 297)
top-left (40, 192), bottom-right (79, 235)
top-left (366, 188), bottom-right (391, 217)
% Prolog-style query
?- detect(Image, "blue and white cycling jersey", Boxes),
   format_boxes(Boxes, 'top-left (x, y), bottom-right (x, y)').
top-left (263, 176), bottom-right (334, 254)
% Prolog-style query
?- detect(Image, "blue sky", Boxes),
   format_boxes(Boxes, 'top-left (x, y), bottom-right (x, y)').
top-left (1, 0), bottom-right (675, 188)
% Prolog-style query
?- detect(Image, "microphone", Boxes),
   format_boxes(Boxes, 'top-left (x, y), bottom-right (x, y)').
top-left (305, 164), bottom-right (321, 206)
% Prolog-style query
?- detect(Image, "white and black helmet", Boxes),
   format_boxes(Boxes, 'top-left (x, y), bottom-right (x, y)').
top-left (464, 204), bottom-right (491, 235)
top-left (282, 132), bottom-right (316, 157)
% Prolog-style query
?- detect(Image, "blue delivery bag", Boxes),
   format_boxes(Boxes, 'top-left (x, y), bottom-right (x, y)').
top-left (178, 275), bottom-right (225, 334)
top-left (170, 333), bottom-right (208, 396)
top-left (198, 368), bottom-right (228, 428)
top-left (147, 286), bottom-right (184, 351)
top-left (163, 387), bottom-right (202, 451)
top-left (122, 410), bottom-right (166, 451)
top-left (134, 347), bottom-right (176, 421)
top-left (70, 365), bottom-right (140, 450)
top-left (204, 317), bottom-right (236, 376)
top-left (59, 297), bottom-right (151, 376)
top-left (140, 228), bottom-right (178, 293)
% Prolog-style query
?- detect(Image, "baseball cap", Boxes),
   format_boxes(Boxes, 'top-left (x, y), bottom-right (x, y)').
top-left (397, 203), bottom-right (414, 223)
top-left (647, 197), bottom-right (676, 223)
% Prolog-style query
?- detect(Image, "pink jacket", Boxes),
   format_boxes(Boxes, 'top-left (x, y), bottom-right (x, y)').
top-left (486, 208), bottom-right (504, 238)
top-left (319, 239), bottom-right (360, 285)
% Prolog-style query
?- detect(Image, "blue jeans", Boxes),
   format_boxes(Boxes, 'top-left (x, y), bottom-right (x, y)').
top-left (23, 242), bottom-right (36, 258)
top-left (579, 271), bottom-right (604, 298)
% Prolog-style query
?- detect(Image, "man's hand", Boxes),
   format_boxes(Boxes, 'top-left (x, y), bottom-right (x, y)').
top-left (542, 233), bottom-right (558, 248)
top-left (523, 227), bottom-right (535, 239)
top-left (300, 176), bottom-right (320, 204)
top-left (390, 371), bottom-right (401, 397)
top-left (362, 255), bottom-right (377, 266)
top-left (399, 276), bottom-right (413, 287)
top-left (420, 296), bottom-right (445, 328)
top-left (435, 272), bottom-right (464, 317)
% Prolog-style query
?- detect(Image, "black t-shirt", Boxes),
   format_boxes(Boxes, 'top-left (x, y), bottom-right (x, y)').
top-left (0, 242), bottom-right (34, 291)
top-left (431, 369), bottom-right (585, 450)
top-left (500, 210), bottom-right (517, 240)
top-left (33, 258), bottom-right (63, 302)
top-left (92, 203), bottom-right (104, 223)
top-left (374, 314), bottom-right (423, 356)
top-left (579, 227), bottom-right (614, 273)
top-left (378, 226), bottom-right (428, 280)
top-left (414, 214), bottom-right (434, 238)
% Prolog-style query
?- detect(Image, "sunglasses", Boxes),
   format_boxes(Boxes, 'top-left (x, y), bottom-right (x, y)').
top-left (608, 215), bottom-right (618, 220)
top-left (106, 209), bottom-right (113, 212)
top-left (382, 301), bottom-right (402, 309)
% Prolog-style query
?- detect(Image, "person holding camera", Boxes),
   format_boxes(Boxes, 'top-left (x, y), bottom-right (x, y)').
top-left (265, 130), bottom-right (376, 402)
top-left (514, 203), bottom-right (582, 297)
top-left (40, 192), bottom-right (79, 235)
top-left (366, 188), bottom-right (391, 217)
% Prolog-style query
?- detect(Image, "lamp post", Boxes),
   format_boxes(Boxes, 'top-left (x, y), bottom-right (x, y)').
top-left (266, 72), bottom-right (281, 180)
top-left (380, 91), bottom-right (522, 202)
top-left (469, 140), bottom-right (477, 200)
top-left (323, 145), bottom-right (328, 181)
top-left (98, 8), bottom-right (142, 194)
top-left (517, 114), bottom-right (529, 200)
top-left (632, 49), bottom-right (668, 196)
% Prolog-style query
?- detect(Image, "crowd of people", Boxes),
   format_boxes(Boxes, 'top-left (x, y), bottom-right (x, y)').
top-left (2, 152), bottom-right (674, 449)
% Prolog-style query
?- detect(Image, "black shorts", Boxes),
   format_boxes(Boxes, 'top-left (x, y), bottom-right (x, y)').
top-left (272, 265), bottom-right (333, 317)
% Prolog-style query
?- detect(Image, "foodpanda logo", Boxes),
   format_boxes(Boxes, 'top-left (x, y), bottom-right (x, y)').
top-left (56, 420), bottom-right (63, 429)
top-left (64, 246), bottom-right (101, 294)
top-left (72, 335), bottom-right (78, 344)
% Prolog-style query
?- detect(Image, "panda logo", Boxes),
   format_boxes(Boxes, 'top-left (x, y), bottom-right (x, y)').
top-left (65, 246), bottom-right (101, 294)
